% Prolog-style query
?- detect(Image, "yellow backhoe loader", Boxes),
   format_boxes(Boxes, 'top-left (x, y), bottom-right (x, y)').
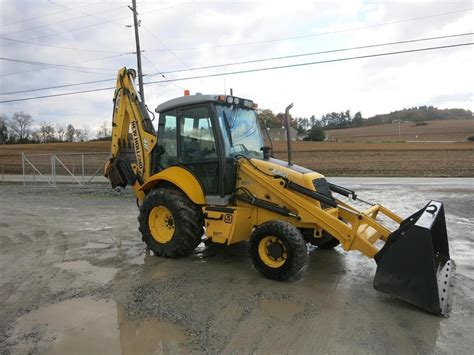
top-left (105, 68), bottom-right (455, 316)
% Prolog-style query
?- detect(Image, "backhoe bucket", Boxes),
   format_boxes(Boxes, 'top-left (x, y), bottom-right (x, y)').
top-left (373, 201), bottom-right (455, 316)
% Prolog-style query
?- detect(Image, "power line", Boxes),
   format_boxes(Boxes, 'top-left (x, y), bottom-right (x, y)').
top-left (145, 42), bottom-right (473, 85)
top-left (0, 56), bottom-right (116, 72)
top-left (0, 53), bottom-right (129, 78)
top-left (139, 1), bottom-right (192, 15)
top-left (2, 5), bottom-right (470, 54)
top-left (141, 23), bottom-right (190, 72)
top-left (1, 42), bottom-right (471, 104)
top-left (141, 54), bottom-right (166, 79)
top-left (147, 7), bottom-right (474, 52)
top-left (47, 0), bottom-right (126, 27)
top-left (0, 78), bottom-right (115, 96)
top-left (0, 2), bottom-right (92, 27)
top-left (140, 22), bottom-right (188, 91)
top-left (0, 36), bottom-right (124, 54)
top-left (4, 65), bottom-right (113, 78)
top-left (150, 32), bottom-right (473, 75)
top-left (5, 32), bottom-right (471, 95)
top-left (0, 2), bottom-right (193, 50)
top-left (142, 53), bottom-right (184, 92)
top-left (0, 4), bottom-right (126, 37)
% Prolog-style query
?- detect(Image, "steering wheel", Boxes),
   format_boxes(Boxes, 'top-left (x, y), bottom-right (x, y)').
top-left (232, 144), bottom-right (249, 153)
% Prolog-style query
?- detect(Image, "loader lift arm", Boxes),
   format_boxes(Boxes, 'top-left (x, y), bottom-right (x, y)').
top-left (105, 68), bottom-right (157, 200)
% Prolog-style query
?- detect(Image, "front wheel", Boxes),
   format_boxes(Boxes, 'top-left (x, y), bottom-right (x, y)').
top-left (249, 221), bottom-right (308, 281)
top-left (138, 187), bottom-right (203, 258)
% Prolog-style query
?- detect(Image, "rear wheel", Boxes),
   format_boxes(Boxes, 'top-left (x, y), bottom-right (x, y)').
top-left (249, 221), bottom-right (308, 281)
top-left (138, 187), bottom-right (203, 258)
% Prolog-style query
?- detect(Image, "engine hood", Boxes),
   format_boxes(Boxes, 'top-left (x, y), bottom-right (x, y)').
top-left (249, 157), bottom-right (325, 190)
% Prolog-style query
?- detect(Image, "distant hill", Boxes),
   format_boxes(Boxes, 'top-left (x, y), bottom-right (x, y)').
top-left (366, 106), bottom-right (472, 125)
top-left (315, 106), bottom-right (472, 131)
top-left (325, 119), bottom-right (474, 142)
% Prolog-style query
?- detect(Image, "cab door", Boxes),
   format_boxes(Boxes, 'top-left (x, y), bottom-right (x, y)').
top-left (177, 105), bottom-right (220, 195)
top-left (156, 103), bottom-right (227, 199)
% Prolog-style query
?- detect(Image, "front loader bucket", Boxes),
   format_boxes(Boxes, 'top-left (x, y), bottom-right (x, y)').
top-left (373, 201), bottom-right (455, 316)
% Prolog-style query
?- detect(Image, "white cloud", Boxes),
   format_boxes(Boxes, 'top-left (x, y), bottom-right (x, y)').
top-left (0, 0), bottom-right (472, 133)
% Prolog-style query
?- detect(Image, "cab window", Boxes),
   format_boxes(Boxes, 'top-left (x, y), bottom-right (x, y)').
top-left (156, 110), bottom-right (178, 168)
top-left (180, 106), bottom-right (217, 163)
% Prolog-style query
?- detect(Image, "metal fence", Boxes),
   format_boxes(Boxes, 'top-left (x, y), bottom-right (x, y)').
top-left (20, 152), bottom-right (110, 186)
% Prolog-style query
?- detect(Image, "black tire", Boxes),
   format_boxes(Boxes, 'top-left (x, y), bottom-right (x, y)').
top-left (317, 233), bottom-right (341, 249)
top-left (301, 229), bottom-right (340, 250)
top-left (249, 220), bottom-right (308, 281)
top-left (138, 187), bottom-right (203, 258)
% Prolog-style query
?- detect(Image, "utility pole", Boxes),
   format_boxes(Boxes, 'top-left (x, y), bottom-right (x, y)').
top-left (129, 0), bottom-right (145, 102)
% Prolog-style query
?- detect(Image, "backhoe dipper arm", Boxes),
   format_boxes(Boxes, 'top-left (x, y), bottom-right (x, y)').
top-left (105, 67), bottom-right (157, 199)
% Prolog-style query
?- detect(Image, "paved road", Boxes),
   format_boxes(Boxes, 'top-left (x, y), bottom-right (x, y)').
top-left (0, 180), bottom-right (473, 354)
top-left (3, 174), bottom-right (474, 186)
top-left (1, 174), bottom-right (108, 184)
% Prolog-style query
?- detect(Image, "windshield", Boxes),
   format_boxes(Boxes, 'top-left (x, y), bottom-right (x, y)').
top-left (216, 104), bottom-right (264, 158)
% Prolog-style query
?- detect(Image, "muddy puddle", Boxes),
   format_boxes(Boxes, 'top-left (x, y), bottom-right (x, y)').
top-left (55, 260), bottom-right (118, 285)
top-left (11, 297), bottom-right (189, 355)
top-left (1, 182), bottom-right (473, 354)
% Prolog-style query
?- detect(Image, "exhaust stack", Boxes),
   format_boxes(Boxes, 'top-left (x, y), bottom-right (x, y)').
top-left (284, 103), bottom-right (294, 165)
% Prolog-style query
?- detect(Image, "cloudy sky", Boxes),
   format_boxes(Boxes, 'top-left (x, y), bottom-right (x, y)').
top-left (0, 0), bottom-right (473, 135)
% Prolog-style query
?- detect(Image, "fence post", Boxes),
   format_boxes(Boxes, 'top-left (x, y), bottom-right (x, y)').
top-left (81, 153), bottom-right (85, 184)
top-left (22, 152), bottom-right (25, 186)
top-left (1, 164), bottom-right (3, 184)
top-left (51, 154), bottom-right (57, 186)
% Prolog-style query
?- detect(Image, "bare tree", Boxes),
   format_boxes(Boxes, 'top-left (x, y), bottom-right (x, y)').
top-left (97, 121), bottom-right (111, 138)
top-left (31, 131), bottom-right (41, 143)
top-left (9, 112), bottom-right (33, 143)
top-left (39, 121), bottom-right (56, 143)
top-left (81, 124), bottom-right (90, 141)
top-left (65, 124), bottom-right (75, 142)
top-left (0, 113), bottom-right (8, 144)
top-left (56, 125), bottom-right (66, 142)
top-left (75, 129), bottom-right (84, 142)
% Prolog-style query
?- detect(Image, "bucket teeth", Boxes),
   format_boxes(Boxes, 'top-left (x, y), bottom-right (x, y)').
top-left (373, 201), bottom-right (455, 316)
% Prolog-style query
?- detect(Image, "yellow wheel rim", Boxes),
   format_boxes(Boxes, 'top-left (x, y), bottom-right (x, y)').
top-left (258, 236), bottom-right (288, 268)
top-left (148, 206), bottom-right (175, 243)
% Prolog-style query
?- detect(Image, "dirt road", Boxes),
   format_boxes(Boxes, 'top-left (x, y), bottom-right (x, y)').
top-left (0, 180), bottom-right (473, 354)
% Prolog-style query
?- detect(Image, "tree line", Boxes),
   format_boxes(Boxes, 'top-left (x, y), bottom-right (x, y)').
top-left (257, 106), bottom-right (472, 141)
top-left (0, 111), bottom-right (111, 144)
top-left (2, 106), bottom-right (471, 145)
top-left (367, 106), bottom-right (472, 125)
top-left (257, 108), bottom-right (364, 141)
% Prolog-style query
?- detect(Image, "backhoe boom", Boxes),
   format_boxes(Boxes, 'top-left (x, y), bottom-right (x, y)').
top-left (105, 68), bottom-right (157, 199)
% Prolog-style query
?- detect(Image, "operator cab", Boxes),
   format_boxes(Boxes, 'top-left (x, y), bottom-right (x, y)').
top-left (155, 94), bottom-right (265, 205)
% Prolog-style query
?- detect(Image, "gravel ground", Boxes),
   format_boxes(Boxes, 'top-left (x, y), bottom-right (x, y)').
top-left (0, 180), bottom-right (473, 354)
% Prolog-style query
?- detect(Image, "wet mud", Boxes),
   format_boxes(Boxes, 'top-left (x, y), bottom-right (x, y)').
top-left (0, 181), bottom-right (473, 354)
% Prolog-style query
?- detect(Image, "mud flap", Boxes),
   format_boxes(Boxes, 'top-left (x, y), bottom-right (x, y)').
top-left (373, 201), bottom-right (455, 316)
